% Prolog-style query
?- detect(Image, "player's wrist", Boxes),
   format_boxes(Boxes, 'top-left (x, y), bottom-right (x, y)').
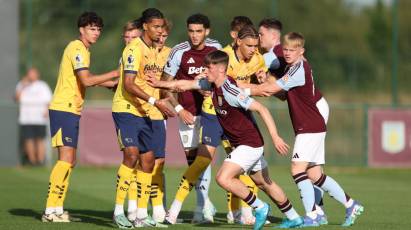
top-left (244, 88), bottom-right (251, 96)
top-left (174, 104), bottom-right (184, 113)
top-left (148, 97), bottom-right (156, 105)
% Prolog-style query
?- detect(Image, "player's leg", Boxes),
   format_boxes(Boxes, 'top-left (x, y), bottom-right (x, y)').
top-left (133, 117), bottom-right (157, 227)
top-left (307, 165), bottom-right (327, 225)
top-left (307, 166), bottom-right (364, 226)
top-left (111, 113), bottom-right (139, 228)
top-left (166, 114), bottom-right (221, 224)
top-left (166, 144), bottom-right (216, 224)
top-left (150, 120), bottom-right (167, 223)
top-left (43, 110), bottom-right (79, 223)
top-left (249, 165), bottom-right (303, 228)
top-left (238, 175), bottom-right (260, 224)
top-left (216, 145), bottom-right (268, 230)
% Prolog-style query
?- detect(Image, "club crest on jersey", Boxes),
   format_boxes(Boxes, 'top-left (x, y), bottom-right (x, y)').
top-left (282, 74), bottom-right (289, 82)
top-left (187, 57), bottom-right (195, 64)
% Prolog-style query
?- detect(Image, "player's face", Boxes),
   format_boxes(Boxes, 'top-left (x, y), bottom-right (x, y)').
top-left (155, 30), bottom-right (169, 49)
top-left (283, 44), bottom-right (304, 65)
top-left (258, 26), bottom-right (275, 51)
top-left (80, 24), bottom-right (102, 44)
top-left (237, 37), bottom-right (259, 61)
top-left (205, 64), bottom-right (225, 83)
top-left (144, 18), bottom-right (164, 42)
top-left (123, 29), bottom-right (141, 45)
top-left (187, 24), bottom-right (209, 46)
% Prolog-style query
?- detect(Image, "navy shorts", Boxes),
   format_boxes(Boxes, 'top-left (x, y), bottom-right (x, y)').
top-left (151, 120), bottom-right (166, 158)
top-left (200, 112), bottom-right (225, 148)
top-left (112, 112), bottom-right (154, 153)
top-left (49, 109), bottom-right (80, 148)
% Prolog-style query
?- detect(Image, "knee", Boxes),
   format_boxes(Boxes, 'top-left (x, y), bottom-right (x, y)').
top-left (215, 173), bottom-right (229, 189)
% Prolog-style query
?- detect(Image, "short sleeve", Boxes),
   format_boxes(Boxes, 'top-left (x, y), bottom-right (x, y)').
top-left (222, 81), bottom-right (255, 110)
top-left (276, 62), bottom-right (305, 91)
top-left (197, 78), bottom-right (212, 91)
top-left (164, 43), bottom-right (188, 78)
top-left (122, 46), bottom-right (141, 75)
top-left (71, 45), bottom-right (90, 72)
top-left (263, 52), bottom-right (280, 71)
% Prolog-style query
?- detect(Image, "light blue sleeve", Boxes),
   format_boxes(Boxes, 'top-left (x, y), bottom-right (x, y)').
top-left (163, 42), bottom-right (190, 78)
top-left (222, 81), bottom-right (255, 110)
top-left (263, 52), bottom-right (280, 71)
top-left (276, 62), bottom-right (305, 91)
top-left (197, 78), bottom-right (212, 91)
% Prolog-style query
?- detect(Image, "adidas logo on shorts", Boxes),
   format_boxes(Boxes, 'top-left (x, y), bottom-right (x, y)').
top-left (292, 153), bottom-right (299, 159)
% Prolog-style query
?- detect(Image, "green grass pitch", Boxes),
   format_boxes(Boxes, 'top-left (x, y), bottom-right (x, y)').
top-left (0, 165), bottom-right (410, 229)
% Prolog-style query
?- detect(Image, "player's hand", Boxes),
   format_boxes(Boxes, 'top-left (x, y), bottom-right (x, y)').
top-left (155, 97), bottom-right (176, 117)
top-left (256, 69), bottom-right (267, 83)
top-left (272, 136), bottom-right (289, 156)
top-left (146, 75), bottom-right (159, 88)
top-left (178, 109), bottom-right (195, 125)
top-left (110, 69), bottom-right (120, 78)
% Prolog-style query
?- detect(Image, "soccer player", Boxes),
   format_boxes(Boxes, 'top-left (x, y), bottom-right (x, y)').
top-left (42, 12), bottom-right (119, 223)
top-left (258, 18), bottom-right (286, 79)
top-left (222, 24), bottom-right (269, 225)
top-left (242, 32), bottom-right (364, 227)
top-left (147, 19), bottom-right (173, 223)
top-left (160, 13), bottom-right (220, 224)
top-left (148, 50), bottom-right (304, 230)
top-left (111, 8), bottom-right (174, 228)
top-left (122, 20), bottom-right (142, 45)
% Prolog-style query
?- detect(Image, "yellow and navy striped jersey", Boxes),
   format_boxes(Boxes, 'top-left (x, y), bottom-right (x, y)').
top-left (112, 37), bottom-right (164, 117)
top-left (148, 46), bottom-right (171, 120)
top-left (49, 40), bottom-right (90, 115)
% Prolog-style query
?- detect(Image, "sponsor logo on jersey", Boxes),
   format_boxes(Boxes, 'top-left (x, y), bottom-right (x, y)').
top-left (188, 66), bottom-right (205, 75)
top-left (215, 108), bottom-right (227, 116)
top-left (187, 57), bottom-right (195, 64)
top-left (143, 63), bottom-right (163, 74)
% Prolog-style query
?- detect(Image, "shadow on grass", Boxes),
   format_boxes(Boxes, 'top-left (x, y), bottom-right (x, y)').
top-left (9, 208), bottom-right (114, 228)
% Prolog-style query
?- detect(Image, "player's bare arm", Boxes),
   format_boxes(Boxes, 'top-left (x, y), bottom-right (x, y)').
top-left (247, 100), bottom-right (289, 155)
top-left (124, 72), bottom-right (175, 117)
top-left (76, 69), bottom-right (119, 87)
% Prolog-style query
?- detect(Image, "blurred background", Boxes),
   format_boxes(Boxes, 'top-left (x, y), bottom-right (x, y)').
top-left (1, 0), bottom-right (410, 167)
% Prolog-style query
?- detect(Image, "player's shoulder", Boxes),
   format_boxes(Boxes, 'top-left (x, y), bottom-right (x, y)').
top-left (169, 41), bottom-right (191, 60)
top-left (222, 77), bottom-right (241, 96)
top-left (222, 44), bottom-right (234, 54)
top-left (67, 39), bottom-right (86, 52)
top-left (205, 38), bottom-right (222, 49)
top-left (288, 59), bottom-right (305, 77)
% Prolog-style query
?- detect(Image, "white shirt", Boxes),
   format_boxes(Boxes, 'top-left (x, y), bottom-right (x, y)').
top-left (16, 80), bottom-right (52, 125)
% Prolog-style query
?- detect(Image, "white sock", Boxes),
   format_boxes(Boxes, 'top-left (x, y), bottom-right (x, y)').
top-left (114, 204), bottom-right (124, 216)
top-left (345, 198), bottom-right (354, 208)
top-left (169, 199), bottom-right (182, 217)
top-left (241, 207), bottom-right (253, 218)
top-left (315, 204), bottom-right (325, 215)
top-left (284, 207), bottom-right (300, 220)
top-left (153, 205), bottom-right (166, 215)
top-left (136, 208), bottom-right (148, 219)
top-left (128, 199), bottom-right (137, 213)
top-left (45, 207), bottom-right (55, 215)
top-left (55, 206), bottom-right (64, 215)
top-left (195, 165), bottom-right (211, 209)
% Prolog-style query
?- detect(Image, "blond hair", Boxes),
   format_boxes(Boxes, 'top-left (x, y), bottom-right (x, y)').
top-left (283, 32), bottom-right (305, 48)
top-left (122, 21), bottom-right (138, 34)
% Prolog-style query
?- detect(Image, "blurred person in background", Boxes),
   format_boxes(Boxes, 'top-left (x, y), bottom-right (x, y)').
top-left (122, 20), bottom-right (142, 45)
top-left (15, 67), bottom-right (52, 166)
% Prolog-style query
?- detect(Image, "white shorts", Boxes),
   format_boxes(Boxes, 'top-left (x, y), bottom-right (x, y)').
top-left (291, 132), bottom-right (326, 165)
top-left (317, 97), bottom-right (329, 124)
top-left (178, 116), bottom-right (201, 149)
top-left (225, 145), bottom-right (267, 173)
